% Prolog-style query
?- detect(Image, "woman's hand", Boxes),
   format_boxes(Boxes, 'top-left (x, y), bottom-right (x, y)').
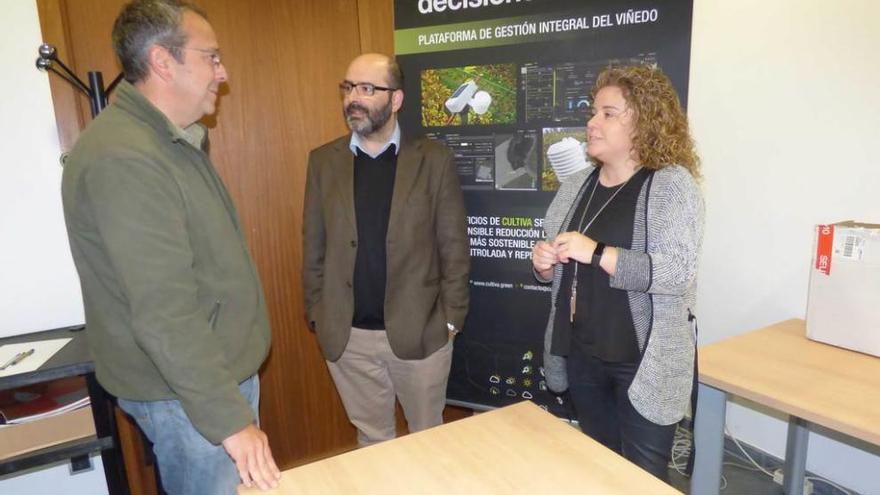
top-left (553, 232), bottom-right (597, 264)
top-left (532, 240), bottom-right (558, 280)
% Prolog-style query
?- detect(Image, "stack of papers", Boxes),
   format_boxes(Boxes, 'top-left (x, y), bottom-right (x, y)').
top-left (0, 338), bottom-right (86, 425)
top-left (0, 396), bottom-right (90, 426)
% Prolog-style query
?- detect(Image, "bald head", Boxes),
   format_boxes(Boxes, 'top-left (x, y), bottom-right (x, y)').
top-left (345, 53), bottom-right (403, 91)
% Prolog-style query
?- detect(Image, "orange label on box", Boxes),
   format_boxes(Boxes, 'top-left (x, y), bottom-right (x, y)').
top-left (816, 224), bottom-right (834, 275)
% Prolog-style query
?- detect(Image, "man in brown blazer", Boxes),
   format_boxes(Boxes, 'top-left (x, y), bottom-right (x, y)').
top-left (302, 53), bottom-right (470, 446)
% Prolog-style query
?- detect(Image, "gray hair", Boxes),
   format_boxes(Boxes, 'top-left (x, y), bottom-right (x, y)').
top-left (112, 0), bottom-right (206, 83)
top-left (387, 59), bottom-right (404, 90)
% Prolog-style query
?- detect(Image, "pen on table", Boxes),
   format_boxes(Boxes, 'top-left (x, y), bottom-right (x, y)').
top-left (0, 348), bottom-right (35, 371)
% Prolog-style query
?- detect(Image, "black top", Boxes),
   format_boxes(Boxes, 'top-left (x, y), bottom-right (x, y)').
top-left (553, 168), bottom-right (649, 363)
top-left (352, 145), bottom-right (398, 329)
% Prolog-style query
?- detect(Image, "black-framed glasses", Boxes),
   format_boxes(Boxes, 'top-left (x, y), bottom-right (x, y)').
top-left (176, 46), bottom-right (223, 68)
top-left (339, 80), bottom-right (398, 97)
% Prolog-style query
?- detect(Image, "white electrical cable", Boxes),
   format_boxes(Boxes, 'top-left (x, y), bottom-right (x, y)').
top-left (668, 424), bottom-right (692, 476)
top-left (670, 423), bottom-right (854, 494)
top-left (722, 426), bottom-right (855, 495)
top-left (724, 426), bottom-right (776, 478)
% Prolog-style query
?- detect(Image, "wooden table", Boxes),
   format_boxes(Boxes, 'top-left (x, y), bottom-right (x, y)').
top-left (691, 318), bottom-right (880, 494)
top-left (241, 401), bottom-right (681, 494)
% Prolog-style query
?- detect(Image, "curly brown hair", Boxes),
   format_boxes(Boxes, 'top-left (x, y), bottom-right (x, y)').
top-left (592, 65), bottom-right (700, 178)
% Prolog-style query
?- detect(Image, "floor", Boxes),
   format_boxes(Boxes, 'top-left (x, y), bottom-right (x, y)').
top-left (669, 464), bottom-right (784, 494)
top-left (663, 425), bottom-right (858, 495)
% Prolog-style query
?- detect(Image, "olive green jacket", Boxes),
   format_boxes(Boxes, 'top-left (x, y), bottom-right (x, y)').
top-left (62, 81), bottom-right (270, 444)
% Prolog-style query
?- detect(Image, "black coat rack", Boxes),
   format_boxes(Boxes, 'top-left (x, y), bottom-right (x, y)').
top-left (35, 43), bottom-right (123, 118)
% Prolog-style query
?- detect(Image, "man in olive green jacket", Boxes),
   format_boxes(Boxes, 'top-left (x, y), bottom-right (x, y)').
top-left (61, 1), bottom-right (279, 493)
top-left (303, 54), bottom-right (470, 446)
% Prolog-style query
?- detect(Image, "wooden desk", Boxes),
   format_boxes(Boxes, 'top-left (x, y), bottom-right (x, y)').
top-left (241, 401), bottom-right (680, 495)
top-left (0, 327), bottom-right (128, 493)
top-left (691, 318), bottom-right (880, 494)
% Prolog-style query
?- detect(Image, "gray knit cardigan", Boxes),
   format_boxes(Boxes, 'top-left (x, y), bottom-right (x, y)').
top-left (538, 164), bottom-right (704, 426)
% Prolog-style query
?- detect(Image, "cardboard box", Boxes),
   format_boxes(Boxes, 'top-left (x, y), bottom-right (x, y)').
top-left (806, 221), bottom-right (880, 356)
top-left (0, 406), bottom-right (94, 461)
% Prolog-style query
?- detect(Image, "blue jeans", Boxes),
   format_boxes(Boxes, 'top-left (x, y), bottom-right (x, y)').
top-left (118, 375), bottom-right (260, 495)
top-left (566, 355), bottom-right (675, 482)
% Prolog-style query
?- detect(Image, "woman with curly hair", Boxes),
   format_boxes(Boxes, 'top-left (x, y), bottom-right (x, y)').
top-left (531, 65), bottom-right (703, 482)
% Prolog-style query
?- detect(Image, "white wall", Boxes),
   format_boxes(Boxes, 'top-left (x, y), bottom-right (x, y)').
top-left (690, 1), bottom-right (880, 493)
top-left (0, 1), bottom-right (104, 493)
top-left (0, 0), bottom-right (84, 339)
top-left (0, 455), bottom-right (108, 495)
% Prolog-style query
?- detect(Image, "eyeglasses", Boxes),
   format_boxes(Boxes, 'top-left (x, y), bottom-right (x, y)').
top-left (338, 81), bottom-right (398, 97)
top-left (176, 46), bottom-right (223, 68)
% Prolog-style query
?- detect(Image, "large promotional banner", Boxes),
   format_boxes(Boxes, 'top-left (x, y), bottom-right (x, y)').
top-left (394, 0), bottom-right (693, 415)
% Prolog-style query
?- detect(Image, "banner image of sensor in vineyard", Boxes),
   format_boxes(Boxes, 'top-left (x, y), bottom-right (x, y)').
top-left (536, 127), bottom-right (584, 191)
top-left (421, 64), bottom-right (517, 126)
top-left (395, 0), bottom-right (695, 415)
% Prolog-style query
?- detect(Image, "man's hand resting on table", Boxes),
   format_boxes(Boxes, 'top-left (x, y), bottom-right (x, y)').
top-left (222, 424), bottom-right (281, 490)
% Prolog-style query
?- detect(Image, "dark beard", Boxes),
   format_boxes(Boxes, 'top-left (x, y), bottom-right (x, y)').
top-left (344, 98), bottom-right (392, 137)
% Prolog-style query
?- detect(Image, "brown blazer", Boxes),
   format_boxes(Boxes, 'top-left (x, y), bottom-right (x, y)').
top-left (302, 134), bottom-right (470, 362)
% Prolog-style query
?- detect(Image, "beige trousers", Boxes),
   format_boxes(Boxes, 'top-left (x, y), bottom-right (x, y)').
top-left (326, 327), bottom-right (454, 447)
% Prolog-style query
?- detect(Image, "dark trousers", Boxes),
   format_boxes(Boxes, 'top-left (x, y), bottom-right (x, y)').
top-left (566, 352), bottom-right (676, 482)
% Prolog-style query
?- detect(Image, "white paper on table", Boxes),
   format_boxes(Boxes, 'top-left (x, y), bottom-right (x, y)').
top-left (0, 338), bottom-right (72, 377)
